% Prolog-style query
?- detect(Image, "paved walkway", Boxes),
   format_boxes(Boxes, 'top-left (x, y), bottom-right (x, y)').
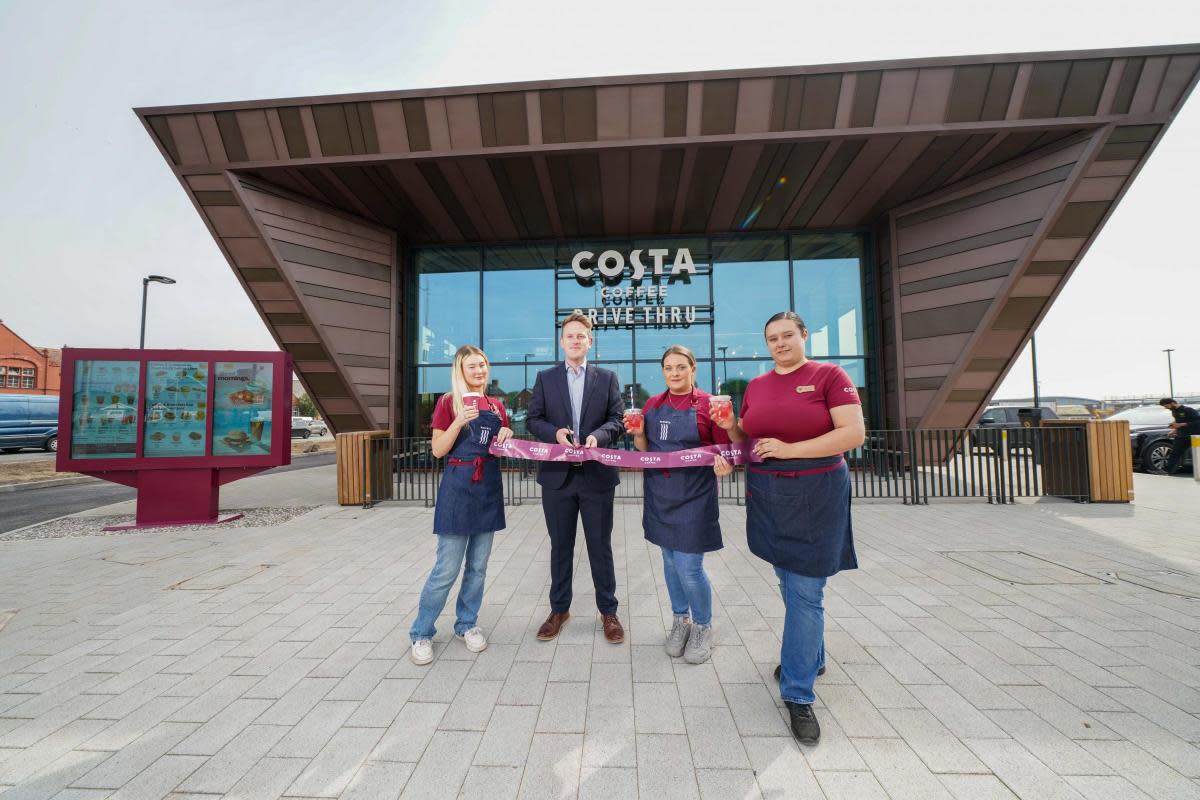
top-left (1, 471), bottom-right (1198, 799)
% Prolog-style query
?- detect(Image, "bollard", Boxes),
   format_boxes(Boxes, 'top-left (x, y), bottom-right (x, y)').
top-left (1194, 435), bottom-right (1200, 483)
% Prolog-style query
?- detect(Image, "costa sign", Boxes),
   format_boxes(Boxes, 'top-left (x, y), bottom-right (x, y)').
top-left (571, 248), bottom-right (697, 282)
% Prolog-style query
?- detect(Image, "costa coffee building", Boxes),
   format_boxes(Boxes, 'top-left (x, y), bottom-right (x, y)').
top-left (138, 45), bottom-right (1199, 436)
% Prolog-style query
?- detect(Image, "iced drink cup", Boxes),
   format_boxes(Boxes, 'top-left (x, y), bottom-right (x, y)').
top-left (250, 419), bottom-right (265, 441)
top-left (624, 407), bottom-right (644, 434)
top-left (709, 395), bottom-right (733, 424)
top-left (463, 392), bottom-right (483, 411)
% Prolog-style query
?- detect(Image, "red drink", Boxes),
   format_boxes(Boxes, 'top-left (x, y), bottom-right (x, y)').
top-left (709, 395), bottom-right (732, 424)
top-left (624, 407), bottom-right (644, 434)
top-left (463, 392), bottom-right (483, 411)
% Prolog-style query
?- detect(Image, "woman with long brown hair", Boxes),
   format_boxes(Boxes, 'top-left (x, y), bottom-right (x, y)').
top-left (626, 345), bottom-right (732, 665)
top-left (409, 345), bottom-right (513, 665)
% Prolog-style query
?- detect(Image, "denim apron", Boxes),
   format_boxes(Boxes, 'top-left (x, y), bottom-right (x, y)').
top-left (432, 399), bottom-right (505, 535)
top-left (745, 455), bottom-right (856, 577)
top-left (642, 394), bottom-right (723, 553)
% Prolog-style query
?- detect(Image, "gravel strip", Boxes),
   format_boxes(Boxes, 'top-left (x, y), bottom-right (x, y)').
top-left (0, 506), bottom-right (318, 542)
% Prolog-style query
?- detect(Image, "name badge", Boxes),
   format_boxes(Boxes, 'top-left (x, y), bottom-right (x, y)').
top-left (796, 385), bottom-right (816, 394)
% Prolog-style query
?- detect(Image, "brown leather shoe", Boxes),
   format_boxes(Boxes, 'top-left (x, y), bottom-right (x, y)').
top-left (537, 611), bottom-right (570, 641)
top-left (601, 613), bottom-right (624, 644)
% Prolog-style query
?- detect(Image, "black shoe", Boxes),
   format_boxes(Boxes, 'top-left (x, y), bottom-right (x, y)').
top-left (774, 663), bottom-right (826, 681)
top-left (785, 701), bottom-right (821, 744)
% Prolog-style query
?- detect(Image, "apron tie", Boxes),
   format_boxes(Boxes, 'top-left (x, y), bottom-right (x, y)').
top-left (448, 456), bottom-right (491, 482)
top-left (749, 456), bottom-right (844, 478)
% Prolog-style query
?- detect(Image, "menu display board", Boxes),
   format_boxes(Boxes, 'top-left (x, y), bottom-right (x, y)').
top-left (143, 361), bottom-right (209, 457)
top-left (70, 360), bottom-right (141, 459)
top-left (212, 362), bottom-right (273, 456)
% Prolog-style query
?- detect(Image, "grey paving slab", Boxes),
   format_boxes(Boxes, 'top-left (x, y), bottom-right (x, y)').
top-left (175, 723), bottom-right (289, 794)
top-left (517, 732), bottom-right (582, 799)
top-left (4, 473), bottom-right (1200, 798)
top-left (635, 733), bottom-right (699, 800)
top-left (578, 765), bottom-right (637, 800)
top-left (287, 726), bottom-right (384, 797)
top-left (339, 760), bottom-right (412, 800)
top-left (398, 729), bottom-right (480, 800)
top-left (460, 764), bottom-right (522, 800)
top-left (372, 702), bottom-right (449, 763)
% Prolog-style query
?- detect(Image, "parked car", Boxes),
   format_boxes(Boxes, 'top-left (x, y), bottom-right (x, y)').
top-left (0, 394), bottom-right (59, 453)
top-left (970, 405), bottom-right (1059, 454)
top-left (308, 419), bottom-right (328, 436)
top-left (290, 416), bottom-right (313, 439)
top-left (1109, 405), bottom-right (1194, 474)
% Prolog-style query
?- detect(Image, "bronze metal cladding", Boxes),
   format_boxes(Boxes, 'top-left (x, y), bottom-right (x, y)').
top-left (138, 45), bottom-right (1200, 433)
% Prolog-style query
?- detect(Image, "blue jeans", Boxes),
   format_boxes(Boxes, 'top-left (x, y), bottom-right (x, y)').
top-left (775, 567), bottom-right (827, 705)
top-left (410, 532), bottom-right (494, 641)
top-left (661, 547), bottom-right (713, 626)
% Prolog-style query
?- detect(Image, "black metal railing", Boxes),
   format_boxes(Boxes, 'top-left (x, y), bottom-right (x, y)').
top-left (361, 426), bottom-right (1092, 509)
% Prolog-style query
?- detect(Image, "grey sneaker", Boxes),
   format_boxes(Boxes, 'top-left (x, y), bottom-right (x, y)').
top-left (665, 615), bottom-right (691, 657)
top-left (683, 623), bottom-right (714, 664)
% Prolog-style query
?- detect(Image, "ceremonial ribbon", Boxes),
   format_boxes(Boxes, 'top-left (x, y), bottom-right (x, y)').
top-left (488, 438), bottom-right (766, 468)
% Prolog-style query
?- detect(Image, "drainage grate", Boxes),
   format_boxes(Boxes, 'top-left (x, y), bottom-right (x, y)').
top-left (169, 564), bottom-right (271, 591)
top-left (941, 551), bottom-right (1111, 585)
top-left (1106, 570), bottom-right (1200, 599)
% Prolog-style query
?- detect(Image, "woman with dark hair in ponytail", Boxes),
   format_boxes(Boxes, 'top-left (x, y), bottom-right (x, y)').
top-left (626, 345), bottom-right (732, 665)
top-left (409, 345), bottom-right (513, 666)
top-left (721, 311), bottom-right (865, 745)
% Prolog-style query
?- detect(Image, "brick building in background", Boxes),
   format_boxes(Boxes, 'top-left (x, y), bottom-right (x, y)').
top-left (0, 320), bottom-right (61, 396)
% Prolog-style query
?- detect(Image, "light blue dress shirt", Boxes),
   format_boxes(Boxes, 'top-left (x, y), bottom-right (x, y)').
top-left (566, 360), bottom-right (586, 442)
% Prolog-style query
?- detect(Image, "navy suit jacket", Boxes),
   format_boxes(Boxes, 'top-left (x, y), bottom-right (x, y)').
top-left (527, 363), bottom-right (625, 490)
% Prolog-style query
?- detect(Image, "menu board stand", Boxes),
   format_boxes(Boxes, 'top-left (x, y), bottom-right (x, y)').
top-left (56, 348), bottom-right (292, 530)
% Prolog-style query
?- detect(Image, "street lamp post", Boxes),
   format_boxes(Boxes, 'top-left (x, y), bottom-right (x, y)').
top-left (718, 346), bottom-right (728, 393)
top-left (1164, 348), bottom-right (1175, 397)
top-left (523, 353), bottom-right (534, 395)
top-left (1031, 335), bottom-right (1040, 408)
top-left (139, 275), bottom-right (177, 348)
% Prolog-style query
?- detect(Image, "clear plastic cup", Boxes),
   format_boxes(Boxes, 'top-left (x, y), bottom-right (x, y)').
top-left (463, 392), bottom-right (483, 411)
top-left (709, 395), bottom-right (733, 424)
top-left (624, 407), bottom-right (644, 434)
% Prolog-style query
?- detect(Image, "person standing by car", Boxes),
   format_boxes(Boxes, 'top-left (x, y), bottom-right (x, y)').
top-left (409, 345), bottom-right (513, 665)
top-left (527, 312), bottom-right (627, 644)
top-left (719, 311), bottom-right (865, 745)
top-left (1159, 398), bottom-right (1200, 474)
top-left (626, 345), bottom-right (733, 665)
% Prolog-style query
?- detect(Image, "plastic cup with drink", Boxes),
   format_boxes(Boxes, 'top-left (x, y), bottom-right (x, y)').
top-left (624, 406), bottom-right (644, 434)
top-left (709, 395), bottom-right (733, 425)
top-left (463, 392), bottom-right (483, 413)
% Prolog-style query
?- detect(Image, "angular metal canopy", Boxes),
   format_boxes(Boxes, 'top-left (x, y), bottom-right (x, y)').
top-left (138, 44), bottom-right (1200, 433)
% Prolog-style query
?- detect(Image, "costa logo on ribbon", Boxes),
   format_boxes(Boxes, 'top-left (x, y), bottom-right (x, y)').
top-left (489, 438), bottom-right (765, 468)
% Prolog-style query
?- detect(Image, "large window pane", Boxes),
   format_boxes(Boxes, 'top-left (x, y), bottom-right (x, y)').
top-left (483, 269), bottom-right (554, 362)
top-left (714, 237), bottom-right (788, 360)
top-left (417, 248), bottom-right (481, 365)
top-left (792, 234), bottom-right (865, 357)
top-left (484, 245), bottom-right (556, 363)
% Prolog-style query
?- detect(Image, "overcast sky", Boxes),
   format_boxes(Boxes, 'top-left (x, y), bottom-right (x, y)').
top-left (1, 0), bottom-right (1197, 402)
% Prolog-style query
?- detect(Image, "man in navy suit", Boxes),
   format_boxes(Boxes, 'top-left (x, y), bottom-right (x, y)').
top-left (527, 312), bottom-right (627, 643)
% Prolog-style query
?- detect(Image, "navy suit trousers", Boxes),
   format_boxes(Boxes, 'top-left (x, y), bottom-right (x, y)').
top-left (542, 469), bottom-right (618, 614)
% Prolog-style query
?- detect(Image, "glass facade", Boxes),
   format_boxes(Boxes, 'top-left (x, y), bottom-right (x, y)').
top-left (410, 233), bottom-right (873, 435)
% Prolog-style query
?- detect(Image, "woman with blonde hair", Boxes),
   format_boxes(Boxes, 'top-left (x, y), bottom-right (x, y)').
top-left (409, 345), bottom-right (513, 665)
top-left (626, 344), bottom-right (732, 665)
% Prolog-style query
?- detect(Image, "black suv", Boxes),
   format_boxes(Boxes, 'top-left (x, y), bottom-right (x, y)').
top-left (971, 406), bottom-right (1059, 453)
top-left (1108, 405), bottom-right (1194, 474)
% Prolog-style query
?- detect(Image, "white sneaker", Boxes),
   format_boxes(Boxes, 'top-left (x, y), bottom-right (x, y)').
top-left (411, 639), bottom-right (433, 665)
top-left (457, 627), bottom-right (488, 653)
